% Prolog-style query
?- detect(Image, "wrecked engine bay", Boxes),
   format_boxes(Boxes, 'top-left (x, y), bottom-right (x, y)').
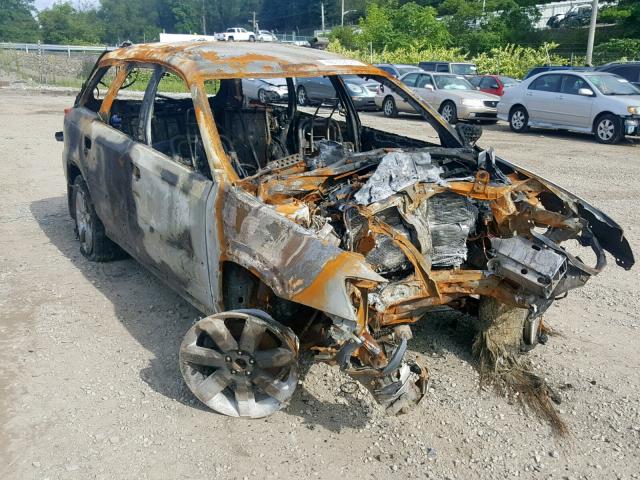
top-left (213, 85), bottom-right (635, 418)
top-left (234, 112), bottom-right (627, 326)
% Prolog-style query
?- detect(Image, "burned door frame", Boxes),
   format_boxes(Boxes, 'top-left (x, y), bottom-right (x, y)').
top-left (76, 63), bottom-right (138, 250)
top-left (104, 62), bottom-right (217, 312)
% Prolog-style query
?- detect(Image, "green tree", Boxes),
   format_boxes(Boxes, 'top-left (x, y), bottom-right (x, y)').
top-left (442, 0), bottom-right (538, 54)
top-left (0, 0), bottom-right (39, 42)
top-left (39, 2), bottom-right (103, 44)
top-left (600, 0), bottom-right (640, 38)
top-left (329, 26), bottom-right (358, 49)
top-left (166, 0), bottom-right (203, 34)
top-left (356, 1), bottom-right (450, 51)
top-left (98, 0), bottom-right (162, 44)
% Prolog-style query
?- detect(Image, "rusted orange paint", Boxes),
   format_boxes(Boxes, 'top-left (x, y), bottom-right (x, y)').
top-left (291, 251), bottom-right (369, 313)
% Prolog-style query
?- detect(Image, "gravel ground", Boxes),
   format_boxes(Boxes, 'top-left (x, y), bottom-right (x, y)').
top-left (1, 89), bottom-right (639, 480)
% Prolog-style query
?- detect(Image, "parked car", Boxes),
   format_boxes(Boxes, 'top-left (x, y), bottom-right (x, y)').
top-left (524, 66), bottom-right (591, 80)
top-left (548, 6), bottom-right (592, 28)
top-left (242, 77), bottom-right (289, 103)
top-left (498, 71), bottom-right (640, 144)
top-left (377, 71), bottom-right (500, 123)
top-left (214, 27), bottom-right (256, 42)
top-left (468, 74), bottom-right (519, 96)
top-left (374, 63), bottom-right (423, 78)
top-left (57, 42), bottom-right (633, 422)
top-left (257, 30), bottom-right (277, 42)
top-left (418, 61), bottom-right (478, 76)
top-left (296, 75), bottom-right (379, 110)
top-left (596, 62), bottom-right (640, 88)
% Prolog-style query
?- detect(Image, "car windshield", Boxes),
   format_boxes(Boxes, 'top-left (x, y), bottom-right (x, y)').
top-left (587, 74), bottom-right (640, 95)
top-left (397, 66), bottom-right (420, 76)
top-left (434, 75), bottom-right (474, 90)
top-left (451, 64), bottom-right (477, 75)
top-left (500, 76), bottom-right (518, 85)
top-left (262, 77), bottom-right (287, 86)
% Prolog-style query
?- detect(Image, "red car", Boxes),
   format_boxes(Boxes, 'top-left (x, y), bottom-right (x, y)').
top-left (469, 74), bottom-right (519, 96)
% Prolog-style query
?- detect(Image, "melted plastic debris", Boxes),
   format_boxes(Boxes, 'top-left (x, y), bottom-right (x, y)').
top-left (354, 151), bottom-right (443, 205)
top-left (426, 193), bottom-right (478, 267)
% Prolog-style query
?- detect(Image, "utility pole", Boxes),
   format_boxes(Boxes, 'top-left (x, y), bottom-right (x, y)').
top-left (251, 11), bottom-right (257, 32)
top-left (201, 0), bottom-right (206, 35)
top-left (586, 0), bottom-right (599, 66)
top-left (321, 3), bottom-right (325, 33)
top-left (341, 0), bottom-right (344, 26)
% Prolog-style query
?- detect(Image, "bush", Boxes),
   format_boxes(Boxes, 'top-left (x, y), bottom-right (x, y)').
top-left (593, 38), bottom-right (640, 64)
top-left (473, 44), bottom-right (570, 79)
top-left (328, 41), bottom-right (571, 79)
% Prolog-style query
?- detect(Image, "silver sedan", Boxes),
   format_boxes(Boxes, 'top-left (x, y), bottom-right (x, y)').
top-left (497, 71), bottom-right (640, 144)
top-left (375, 72), bottom-right (500, 123)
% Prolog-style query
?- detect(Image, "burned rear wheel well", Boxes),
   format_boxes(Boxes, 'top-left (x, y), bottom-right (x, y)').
top-left (67, 162), bottom-right (82, 218)
top-left (221, 262), bottom-right (317, 334)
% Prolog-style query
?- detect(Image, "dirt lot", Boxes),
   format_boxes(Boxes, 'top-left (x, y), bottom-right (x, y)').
top-left (1, 88), bottom-right (639, 480)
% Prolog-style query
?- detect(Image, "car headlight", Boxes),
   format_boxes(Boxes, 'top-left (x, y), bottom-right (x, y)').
top-left (461, 98), bottom-right (485, 107)
top-left (347, 83), bottom-right (364, 94)
top-left (628, 106), bottom-right (640, 115)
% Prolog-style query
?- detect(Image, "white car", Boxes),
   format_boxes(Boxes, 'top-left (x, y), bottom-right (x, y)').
top-left (498, 71), bottom-right (640, 144)
top-left (242, 77), bottom-right (288, 103)
top-left (376, 72), bottom-right (500, 124)
top-left (257, 30), bottom-right (277, 42)
top-left (214, 28), bottom-right (256, 42)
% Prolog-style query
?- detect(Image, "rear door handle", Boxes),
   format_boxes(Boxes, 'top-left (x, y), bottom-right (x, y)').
top-left (132, 164), bottom-right (141, 181)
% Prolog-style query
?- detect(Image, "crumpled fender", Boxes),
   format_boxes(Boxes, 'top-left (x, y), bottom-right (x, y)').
top-left (496, 156), bottom-right (634, 270)
top-left (221, 186), bottom-right (385, 321)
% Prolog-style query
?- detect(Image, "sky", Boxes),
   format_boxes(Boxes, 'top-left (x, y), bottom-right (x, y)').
top-left (34, 0), bottom-right (97, 11)
top-left (34, 0), bottom-right (56, 10)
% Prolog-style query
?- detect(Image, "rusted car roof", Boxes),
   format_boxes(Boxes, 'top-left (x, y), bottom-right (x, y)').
top-left (101, 42), bottom-right (385, 79)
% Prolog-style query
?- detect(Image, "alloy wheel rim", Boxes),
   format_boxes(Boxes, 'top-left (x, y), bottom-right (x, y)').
top-left (598, 119), bottom-right (614, 140)
top-left (180, 311), bottom-right (298, 418)
top-left (297, 88), bottom-right (306, 105)
top-left (75, 189), bottom-right (93, 252)
top-left (258, 90), bottom-right (267, 103)
top-left (512, 111), bottom-right (525, 129)
top-left (384, 99), bottom-right (393, 116)
top-left (442, 105), bottom-right (453, 122)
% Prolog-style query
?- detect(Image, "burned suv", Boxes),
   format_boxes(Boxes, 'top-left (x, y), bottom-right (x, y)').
top-left (59, 42), bottom-right (633, 420)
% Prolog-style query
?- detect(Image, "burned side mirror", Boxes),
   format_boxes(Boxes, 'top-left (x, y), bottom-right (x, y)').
top-left (456, 123), bottom-right (483, 147)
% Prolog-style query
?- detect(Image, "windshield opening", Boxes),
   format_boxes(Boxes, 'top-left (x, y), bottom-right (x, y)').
top-left (587, 74), bottom-right (640, 95)
top-left (500, 76), bottom-right (518, 86)
top-left (199, 73), bottom-right (461, 178)
top-left (451, 64), bottom-right (477, 75)
top-left (434, 75), bottom-right (474, 90)
top-left (397, 67), bottom-right (421, 77)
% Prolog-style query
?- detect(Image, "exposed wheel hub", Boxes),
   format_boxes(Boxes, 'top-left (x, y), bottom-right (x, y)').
top-left (225, 350), bottom-right (256, 377)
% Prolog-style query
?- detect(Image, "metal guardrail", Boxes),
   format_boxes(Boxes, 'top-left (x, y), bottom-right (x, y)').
top-left (0, 42), bottom-right (114, 55)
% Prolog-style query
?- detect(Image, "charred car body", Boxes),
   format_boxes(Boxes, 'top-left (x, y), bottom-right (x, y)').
top-left (59, 42), bottom-right (634, 419)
